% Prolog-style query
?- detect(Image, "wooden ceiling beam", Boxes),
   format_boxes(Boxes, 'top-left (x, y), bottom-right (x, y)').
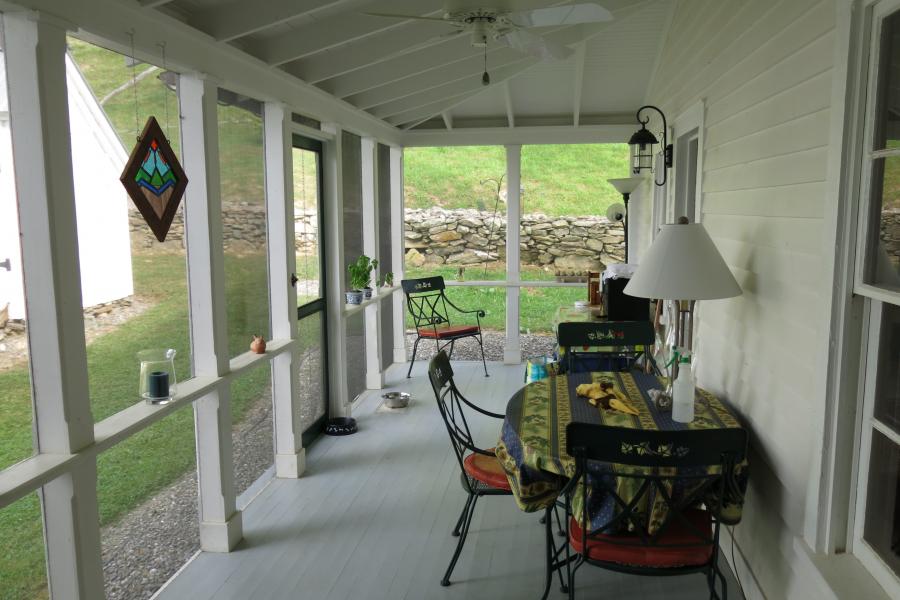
top-left (392, 90), bottom-right (482, 129)
top-left (345, 49), bottom-right (530, 109)
top-left (246, 0), bottom-right (445, 66)
top-left (371, 57), bottom-right (535, 120)
top-left (572, 41), bottom-right (586, 126)
top-left (402, 123), bottom-right (636, 146)
top-left (283, 20), bottom-right (455, 83)
top-left (319, 36), bottom-right (486, 98)
top-left (188, 0), bottom-right (339, 42)
top-left (503, 80), bottom-right (515, 128)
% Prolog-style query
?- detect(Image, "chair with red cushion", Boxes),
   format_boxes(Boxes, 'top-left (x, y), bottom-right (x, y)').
top-left (557, 423), bottom-right (748, 600)
top-left (402, 276), bottom-right (488, 378)
top-left (428, 351), bottom-right (510, 587)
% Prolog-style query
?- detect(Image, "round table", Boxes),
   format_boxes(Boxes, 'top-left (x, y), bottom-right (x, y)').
top-left (494, 370), bottom-right (747, 531)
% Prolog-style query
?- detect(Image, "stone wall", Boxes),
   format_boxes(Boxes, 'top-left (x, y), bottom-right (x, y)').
top-left (129, 203), bottom-right (318, 254)
top-left (129, 203), bottom-right (900, 275)
top-left (404, 207), bottom-right (624, 273)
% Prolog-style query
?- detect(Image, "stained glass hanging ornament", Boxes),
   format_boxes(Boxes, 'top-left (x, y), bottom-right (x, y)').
top-left (120, 116), bottom-right (188, 242)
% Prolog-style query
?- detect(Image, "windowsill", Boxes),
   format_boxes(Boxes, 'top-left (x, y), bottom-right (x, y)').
top-left (801, 542), bottom-right (894, 600)
top-left (343, 286), bottom-right (400, 317)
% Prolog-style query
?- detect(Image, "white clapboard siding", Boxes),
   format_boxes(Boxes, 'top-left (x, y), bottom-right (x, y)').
top-left (643, 0), bottom-right (837, 598)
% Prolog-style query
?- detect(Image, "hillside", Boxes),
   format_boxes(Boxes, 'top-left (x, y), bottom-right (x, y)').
top-left (404, 144), bottom-right (630, 217)
top-left (67, 37), bottom-right (630, 217)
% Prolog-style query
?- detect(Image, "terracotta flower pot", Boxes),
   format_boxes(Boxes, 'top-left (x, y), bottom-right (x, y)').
top-left (250, 335), bottom-right (266, 354)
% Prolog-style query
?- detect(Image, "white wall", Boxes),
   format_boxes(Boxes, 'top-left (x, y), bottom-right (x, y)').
top-left (65, 53), bottom-right (133, 309)
top-left (0, 51), bottom-right (133, 320)
top-left (0, 50), bottom-right (23, 319)
top-left (644, 0), bottom-right (839, 597)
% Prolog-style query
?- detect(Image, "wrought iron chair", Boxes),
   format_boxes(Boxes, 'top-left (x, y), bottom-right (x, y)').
top-left (402, 276), bottom-right (488, 378)
top-left (427, 351), bottom-right (510, 587)
top-left (556, 320), bottom-right (658, 374)
top-left (557, 423), bottom-right (748, 600)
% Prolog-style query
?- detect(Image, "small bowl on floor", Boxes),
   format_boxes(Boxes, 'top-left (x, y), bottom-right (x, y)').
top-left (381, 392), bottom-right (410, 409)
top-left (324, 417), bottom-right (358, 436)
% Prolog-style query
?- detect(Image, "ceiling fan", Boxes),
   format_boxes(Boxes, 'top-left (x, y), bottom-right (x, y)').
top-left (364, 2), bottom-right (613, 84)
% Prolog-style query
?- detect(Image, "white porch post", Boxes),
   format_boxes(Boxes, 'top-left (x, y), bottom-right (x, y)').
top-left (361, 137), bottom-right (384, 389)
top-left (391, 146), bottom-right (407, 364)
top-left (263, 102), bottom-right (305, 478)
top-left (505, 144), bottom-right (522, 364)
top-left (323, 124), bottom-right (351, 416)
top-left (3, 12), bottom-right (105, 597)
top-left (179, 73), bottom-right (242, 551)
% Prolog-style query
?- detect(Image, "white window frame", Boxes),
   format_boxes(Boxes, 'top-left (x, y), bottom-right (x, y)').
top-left (846, 0), bottom-right (900, 595)
top-left (669, 100), bottom-right (705, 225)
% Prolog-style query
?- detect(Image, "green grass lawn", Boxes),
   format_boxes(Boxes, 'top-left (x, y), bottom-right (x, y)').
top-left (404, 144), bottom-right (630, 217)
top-left (404, 265), bottom-right (585, 333)
top-left (68, 37), bottom-right (265, 207)
top-left (0, 251), bottom-right (272, 600)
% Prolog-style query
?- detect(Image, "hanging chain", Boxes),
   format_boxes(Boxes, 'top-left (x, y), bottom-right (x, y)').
top-left (127, 29), bottom-right (140, 140)
top-left (157, 41), bottom-right (171, 143)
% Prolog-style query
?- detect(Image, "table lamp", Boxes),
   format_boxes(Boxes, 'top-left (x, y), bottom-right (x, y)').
top-left (624, 218), bottom-right (741, 370)
top-left (607, 177), bottom-right (644, 263)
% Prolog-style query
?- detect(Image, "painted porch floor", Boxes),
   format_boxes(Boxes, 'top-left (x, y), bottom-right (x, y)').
top-left (155, 361), bottom-right (745, 600)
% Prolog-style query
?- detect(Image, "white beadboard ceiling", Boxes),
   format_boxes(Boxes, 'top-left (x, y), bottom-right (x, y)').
top-left (145, 0), bottom-right (672, 131)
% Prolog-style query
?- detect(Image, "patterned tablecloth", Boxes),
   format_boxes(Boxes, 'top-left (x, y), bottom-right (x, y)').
top-left (495, 370), bottom-right (747, 532)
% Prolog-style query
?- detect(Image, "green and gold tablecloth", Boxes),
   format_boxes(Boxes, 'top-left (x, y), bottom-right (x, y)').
top-left (495, 370), bottom-right (746, 532)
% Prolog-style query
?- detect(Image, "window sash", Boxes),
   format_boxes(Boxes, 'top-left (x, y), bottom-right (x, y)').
top-left (857, 0), bottom-right (900, 304)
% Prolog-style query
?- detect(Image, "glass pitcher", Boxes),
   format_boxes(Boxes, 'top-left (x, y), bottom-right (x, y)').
top-left (138, 348), bottom-right (177, 404)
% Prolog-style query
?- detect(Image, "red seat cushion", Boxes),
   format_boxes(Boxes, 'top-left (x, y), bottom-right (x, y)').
top-left (569, 509), bottom-right (713, 568)
top-left (417, 325), bottom-right (480, 339)
top-left (463, 449), bottom-right (511, 490)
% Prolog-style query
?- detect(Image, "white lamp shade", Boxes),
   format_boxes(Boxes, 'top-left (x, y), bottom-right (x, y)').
top-left (607, 177), bottom-right (644, 195)
top-left (624, 223), bottom-right (742, 300)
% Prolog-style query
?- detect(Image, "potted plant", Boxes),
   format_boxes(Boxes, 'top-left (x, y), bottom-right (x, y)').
top-left (380, 271), bottom-right (394, 288)
top-left (363, 257), bottom-right (378, 299)
top-left (346, 256), bottom-right (368, 305)
top-left (346, 255), bottom-right (378, 304)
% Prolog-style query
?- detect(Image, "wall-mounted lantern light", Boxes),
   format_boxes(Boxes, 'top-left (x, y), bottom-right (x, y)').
top-left (629, 105), bottom-right (673, 186)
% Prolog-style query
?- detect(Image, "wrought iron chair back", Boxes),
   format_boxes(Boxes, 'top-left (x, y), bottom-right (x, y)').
top-left (427, 351), bottom-right (510, 587)
top-left (562, 423), bottom-right (747, 587)
top-left (557, 321), bottom-right (656, 374)
top-left (428, 351), bottom-right (502, 495)
top-left (402, 276), bottom-right (453, 331)
top-left (402, 276), bottom-right (488, 378)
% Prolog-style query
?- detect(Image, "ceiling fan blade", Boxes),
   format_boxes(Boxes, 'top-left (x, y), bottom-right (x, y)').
top-left (500, 29), bottom-right (573, 60)
top-left (362, 12), bottom-right (449, 22)
top-left (506, 3), bottom-right (614, 28)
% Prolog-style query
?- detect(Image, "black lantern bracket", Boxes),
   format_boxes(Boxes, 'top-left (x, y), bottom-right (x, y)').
top-left (629, 105), bottom-right (673, 186)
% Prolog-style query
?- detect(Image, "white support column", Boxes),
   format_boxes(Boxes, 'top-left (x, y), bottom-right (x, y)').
top-left (179, 73), bottom-right (242, 552)
top-left (505, 144), bottom-right (522, 365)
top-left (323, 124), bottom-right (351, 417)
top-left (391, 146), bottom-right (407, 364)
top-left (361, 137), bottom-right (384, 389)
top-left (3, 12), bottom-right (105, 597)
top-left (263, 102), bottom-right (305, 478)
